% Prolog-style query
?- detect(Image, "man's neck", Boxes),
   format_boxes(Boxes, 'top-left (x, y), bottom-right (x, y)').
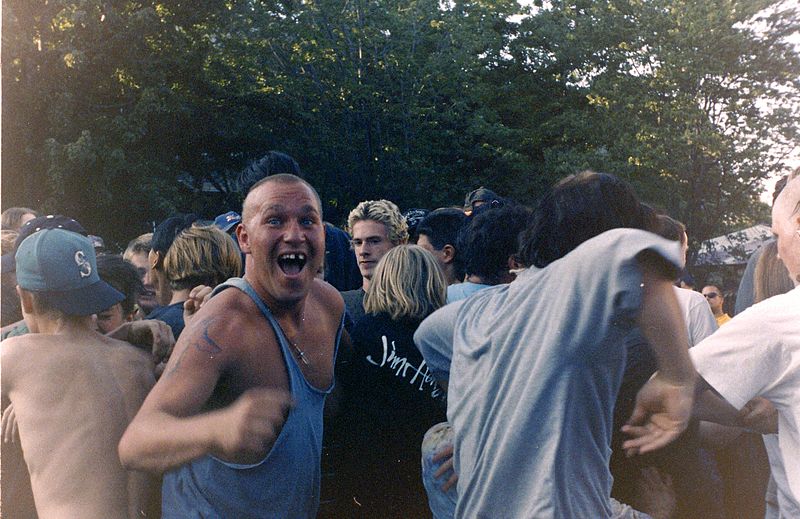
top-left (244, 273), bottom-right (309, 321)
top-left (465, 274), bottom-right (490, 285)
top-left (169, 289), bottom-right (192, 306)
top-left (361, 278), bottom-right (371, 291)
top-left (34, 315), bottom-right (95, 335)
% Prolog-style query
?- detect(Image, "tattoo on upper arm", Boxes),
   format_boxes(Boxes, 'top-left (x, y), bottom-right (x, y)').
top-left (166, 318), bottom-right (224, 377)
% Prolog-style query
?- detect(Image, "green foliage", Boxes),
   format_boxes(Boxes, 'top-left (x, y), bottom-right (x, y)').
top-left (3, 0), bottom-right (798, 246)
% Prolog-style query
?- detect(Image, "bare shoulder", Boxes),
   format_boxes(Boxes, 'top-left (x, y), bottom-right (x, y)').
top-left (163, 285), bottom-right (267, 374)
top-left (310, 279), bottom-right (345, 321)
top-left (1, 334), bottom-right (59, 367)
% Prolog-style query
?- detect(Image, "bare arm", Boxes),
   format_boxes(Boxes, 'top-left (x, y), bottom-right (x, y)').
top-left (118, 300), bottom-right (292, 473)
top-left (621, 253), bottom-right (697, 456)
top-left (694, 379), bottom-right (778, 434)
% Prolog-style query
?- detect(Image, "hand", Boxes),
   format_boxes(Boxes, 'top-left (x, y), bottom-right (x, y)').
top-left (432, 444), bottom-right (458, 492)
top-left (109, 320), bottom-right (176, 366)
top-left (739, 397), bottom-right (778, 434)
top-left (621, 373), bottom-right (695, 456)
top-left (2, 403), bottom-right (18, 444)
top-left (213, 388), bottom-right (294, 464)
top-left (183, 285), bottom-right (213, 327)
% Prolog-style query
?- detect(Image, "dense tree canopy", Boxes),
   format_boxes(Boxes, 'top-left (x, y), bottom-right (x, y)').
top-left (3, 0), bottom-right (799, 248)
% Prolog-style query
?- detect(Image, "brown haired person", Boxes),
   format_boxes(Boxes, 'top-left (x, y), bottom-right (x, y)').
top-left (2, 229), bottom-right (158, 518)
top-left (124, 233), bottom-right (159, 316)
top-left (416, 172), bottom-right (696, 518)
top-left (1, 206), bottom-right (37, 231)
top-left (146, 224), bottom-right (241, 339)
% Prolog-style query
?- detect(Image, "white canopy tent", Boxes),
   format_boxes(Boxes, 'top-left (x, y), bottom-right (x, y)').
top-left (693, 224), bottom-right (773, 266)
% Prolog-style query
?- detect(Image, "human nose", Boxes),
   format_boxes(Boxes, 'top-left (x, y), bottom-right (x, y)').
top-left (283, 220), bottom-right (306, 242)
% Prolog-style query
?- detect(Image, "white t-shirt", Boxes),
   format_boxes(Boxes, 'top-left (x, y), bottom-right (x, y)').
top-left (691, 287), bottom-right (800, 514)
top-left (672, 286), bottom-right (717, 347)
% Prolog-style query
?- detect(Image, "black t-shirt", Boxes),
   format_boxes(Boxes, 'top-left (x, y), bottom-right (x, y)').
top-left (345, 312), bottom-right (446, 446)
top-left (325, 312), bottom-right (446, 518)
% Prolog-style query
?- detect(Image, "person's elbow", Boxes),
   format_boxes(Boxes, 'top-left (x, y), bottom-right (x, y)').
top-left (118, 419), bottom-right (149, 471)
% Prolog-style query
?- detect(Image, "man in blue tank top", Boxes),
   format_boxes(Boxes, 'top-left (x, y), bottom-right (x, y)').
top-left (119, 174), bottom-right (345, 518)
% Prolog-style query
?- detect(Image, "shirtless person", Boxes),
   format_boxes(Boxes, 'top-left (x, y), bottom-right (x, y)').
top-left (1, 229), bottom-right (158, 519)
top-left (119, 174), bottom-right (345, 518)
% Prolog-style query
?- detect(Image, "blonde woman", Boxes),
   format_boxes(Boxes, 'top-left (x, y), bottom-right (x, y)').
top-left (329, 245), bottom-right (447, 518)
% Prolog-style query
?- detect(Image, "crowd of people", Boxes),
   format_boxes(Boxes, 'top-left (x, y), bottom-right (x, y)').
top-left (1, 153), bottom-right (799, 519)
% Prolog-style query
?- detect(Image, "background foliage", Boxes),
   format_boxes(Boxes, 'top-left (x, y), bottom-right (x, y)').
top-left (3, 0), bottom-right (799, 250)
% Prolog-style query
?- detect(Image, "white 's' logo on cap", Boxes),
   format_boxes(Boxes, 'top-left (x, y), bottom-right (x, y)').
top-left (74, 251), bottom-right (92, 278)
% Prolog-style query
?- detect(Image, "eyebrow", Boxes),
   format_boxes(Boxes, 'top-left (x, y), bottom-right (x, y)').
top-left (261, 204), bottom-right (320, 215)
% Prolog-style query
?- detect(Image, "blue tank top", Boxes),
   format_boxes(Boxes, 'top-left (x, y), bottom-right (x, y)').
top-left (161, 278), bottom-right (343, 518)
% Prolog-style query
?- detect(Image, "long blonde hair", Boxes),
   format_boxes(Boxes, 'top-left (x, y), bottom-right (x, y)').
top-left (363, 245), bottom-right (446, 321)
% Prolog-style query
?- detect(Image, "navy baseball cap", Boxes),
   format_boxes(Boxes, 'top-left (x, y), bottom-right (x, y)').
top-left (214, 211), bottom-right (242, 233)
top-left (15, 229), bottom-right (124, 316)
top-left (1, 215), bottom-right (87, 273)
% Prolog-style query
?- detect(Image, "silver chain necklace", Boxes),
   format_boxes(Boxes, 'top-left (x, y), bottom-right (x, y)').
top-left (289, 314), bottom-right (309, 365)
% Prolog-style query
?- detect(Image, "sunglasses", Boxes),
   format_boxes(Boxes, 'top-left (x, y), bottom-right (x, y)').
top-left (703, 292), bottom-right (719, 299)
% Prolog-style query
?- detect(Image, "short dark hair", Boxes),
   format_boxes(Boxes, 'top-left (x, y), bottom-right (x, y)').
top-left (151, 214), bottom-right (200, 256)
top-left (459, 203), bottom-right (532, 283)
top-left (519, 171), bottom-right (651, 268)
top-left (238, 151), bottom-right (303, 194)
top-left (417, 208), bottom-right (468, 250)
top-left (417, 208), bottom-right (468, 280)
top-left (28, 291), bottom-right (67, 320)
top-left (97, 254), bottom-right (143, 315)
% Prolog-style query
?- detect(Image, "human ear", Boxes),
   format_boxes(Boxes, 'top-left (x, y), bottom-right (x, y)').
top-left (17, 286), bottom-right (34, 315)
top-left (441, 244), bottom-right (456, 264)
top-left (236, 223), bottom-right (251, 254)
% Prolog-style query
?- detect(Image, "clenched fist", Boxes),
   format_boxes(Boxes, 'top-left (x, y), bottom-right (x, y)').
top-left (212, 388), bottom-right (294, 464)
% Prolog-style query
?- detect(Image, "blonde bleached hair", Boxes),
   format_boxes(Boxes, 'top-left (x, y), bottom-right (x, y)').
top-left (363, 245), bottom-right (446, 321)
top-left (164, 224), bottom-right (242, 290)
top-left (347, 199), bottom-right (409, 245)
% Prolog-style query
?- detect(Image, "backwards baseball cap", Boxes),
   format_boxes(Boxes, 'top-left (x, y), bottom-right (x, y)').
top-left (15, 228), bottom-right (124, 316)
top-left (1, 215), bottom-right (88, 273)
top-left (463, 187), bottom-right (500, 211)
top-left (214, 211), bottom-right (242, 233)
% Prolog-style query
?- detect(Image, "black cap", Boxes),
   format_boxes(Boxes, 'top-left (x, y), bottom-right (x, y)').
top-left (1, 215), bottom-right (88, 273)
top-left (464, 187), bottom-right (500, 211)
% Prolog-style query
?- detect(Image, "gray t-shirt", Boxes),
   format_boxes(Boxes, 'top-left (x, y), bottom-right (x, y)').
top-left (421, 228), bottom-right (680, 518)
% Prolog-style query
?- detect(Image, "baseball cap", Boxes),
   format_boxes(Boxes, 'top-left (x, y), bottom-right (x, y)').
top-left (214, 211), bottom-right (242, 233)
top-left (463, 187), bottom-right (500, 211)
top-left (15, 229), bottom-right (124, 316)
top-left (1, 215), bottom-right (87, 273)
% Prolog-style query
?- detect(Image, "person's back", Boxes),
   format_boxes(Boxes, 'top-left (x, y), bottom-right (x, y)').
top-left (2, 332), bottom-right (156, 518)
top-left (1, 228), bottom-right (158, 519)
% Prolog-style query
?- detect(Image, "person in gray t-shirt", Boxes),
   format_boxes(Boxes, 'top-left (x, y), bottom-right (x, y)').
top-left (416, 171), bottom-right (697, 518)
